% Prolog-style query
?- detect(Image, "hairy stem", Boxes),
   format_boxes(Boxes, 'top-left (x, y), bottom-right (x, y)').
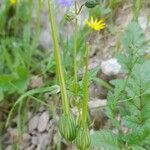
top-left (48, 0), bottom-right (69, 114)
top-left (82, 43), bottom-right (89, 126)
top-left (74, 0), bottom-right (78, 98)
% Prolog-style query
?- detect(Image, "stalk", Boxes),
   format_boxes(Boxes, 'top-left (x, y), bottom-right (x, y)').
top-left (48, 0), bottom-right (69, 114)
top-left (82, 43), bottom-right (89, 126)
top-left (74, 0), bottom-right (78, 97)
top-left (134, 0), bottom-right (141, 21)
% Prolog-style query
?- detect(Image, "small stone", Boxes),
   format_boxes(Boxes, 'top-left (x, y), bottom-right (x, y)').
top-left (138, 16), bottom-right (147, 31)
top-left (29, 130), bottom-right (37, 136)
top-left (101, 58), bottom-right (122, 76)
top-left (22, 133), bottom-right (31, 142)
top-left (36, 133), bottom-right (50, 150)
top-left (21, 141), bottom-right (30, 149)
top-left (31, 136), bottom-right (38, 145)
top-left (90, 108), bottom-right (108, 130)
top-left (3, 133), bottom-right (11, 145)
top-left (5, 145), bottom-right (12, 150)
top-left (26, 145), bottom-right (36, 150)
top-left (28, 112), bottom-right (32, 119)
top-left (46, 120), bottom-right (53, 131)
top-left (28, 115), bottom-right (39, 132)
top-left (7, 128), bottom-right (19, 143)
top-left (30, 76), bottom-right (43, 88)
top-left (39, 106), bottom-right (46, 112)
top-left (39, 29), bottom-right (52, 50)
top-left (38, 111), bottom-right (49, 132)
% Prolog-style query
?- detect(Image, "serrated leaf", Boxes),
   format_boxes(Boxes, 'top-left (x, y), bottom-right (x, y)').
top-left (131, 60), bottom-right (150, 88)
top-left (122, 22), bottom-right (148, 55)
top-left (91, 130), bottom-right (120, 150)
top-left (123, 115), bottom-right (141, 130)
top-left (127, 128), bottom-right (150, 148)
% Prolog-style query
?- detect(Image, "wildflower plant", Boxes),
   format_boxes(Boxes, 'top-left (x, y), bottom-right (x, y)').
top-left (48, 0), bottom-right (104, 149)
top-left (1, 0), bottom-right (149, 149)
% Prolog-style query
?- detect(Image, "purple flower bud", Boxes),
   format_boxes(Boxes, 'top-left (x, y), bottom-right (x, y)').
top-left (58, 0), bottom-right (74, 7)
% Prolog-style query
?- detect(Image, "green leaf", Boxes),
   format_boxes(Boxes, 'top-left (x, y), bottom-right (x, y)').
top-left (0, 66), bottom-right (28, 93)
top-left (122, 22), bottom-right (148, 55)
top-left (91, 130), bottom-right (120, 150)
top-left (117, 22), bottom-right (148, 73)
top-left (130, 145), bottom-right (146, 150)
top-left (127, 128), bottom-right (150, 149)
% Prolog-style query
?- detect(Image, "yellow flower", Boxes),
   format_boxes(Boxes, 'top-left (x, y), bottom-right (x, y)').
top-left (86, 16), bottom-right (105, 31)
top-left (10, 0), bottom-right (16, 5)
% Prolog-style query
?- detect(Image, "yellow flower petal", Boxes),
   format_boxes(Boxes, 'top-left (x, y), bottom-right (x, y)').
top-left (85, 16), bottom-right (106, 31)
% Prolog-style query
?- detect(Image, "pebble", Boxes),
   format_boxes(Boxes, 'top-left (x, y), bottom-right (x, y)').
top-left (26, 145), bottom-right (36, 150)
top-left (46, 120), bottom-right (53, 131)
top-left (101, 58), bottom-right (122, 76)
top-left (36, 133), bottom-right (50, 150)
top-left (90, 108), bottom-right (108, 130)
top-left (39, 29), bottom-right (52, 50)
top-left (22, 133), bottom-right (31, 142)
top-left (138, 14), bottom-right (148, 31)
top-left (39, 106), bottom-right (46, 112)
top-left (31, 136), bottom-right (38, 145)
top-left (37, 111), bottom-right (49, 132)
top-left (5, 146), bottom-right (11, 150)
top-left (30, 76), bottom-right (43, 88)
top-left (28, 115), bottom-right (39, 132)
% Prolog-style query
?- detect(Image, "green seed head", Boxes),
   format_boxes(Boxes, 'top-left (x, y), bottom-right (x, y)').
top-left (85, 0), bottom-right (99, 8)
top-left (76, 127), bottom-right (91, 150)
top-left (65, 11), bottom-right (75, 22)
top-left (59, 113), bottom-right (77, 141)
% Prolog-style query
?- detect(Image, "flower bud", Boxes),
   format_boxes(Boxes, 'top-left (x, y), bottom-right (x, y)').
top-left (65, 11), bottom-right (75, 22)
top-left (59, 113), bottom-right (77, 141)
top-left (85, 0), bottom-right (99, 8)
top-left (76, 127), bottom-right (91, 150)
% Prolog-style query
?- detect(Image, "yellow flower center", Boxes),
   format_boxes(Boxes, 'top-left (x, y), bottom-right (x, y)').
top-left (85, 16), bottom-right (105, 31)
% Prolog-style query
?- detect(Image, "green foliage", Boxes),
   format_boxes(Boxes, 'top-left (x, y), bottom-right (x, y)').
top-left (108, 0), bottom-right (122, 8)
top-left (91, 22), bottom-right (150, 150)
top-left (91, 130), bottom-right (120, 150)
top-left (0, 66), bottom-right (28, 94)
top-left (89, 4), bottom-right (111, 19)
top-left (117, 22), bottom-right (148, 73)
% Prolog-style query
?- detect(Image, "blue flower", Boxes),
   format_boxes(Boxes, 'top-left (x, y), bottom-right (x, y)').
top-left (58, 0), bottom-right (74, 7)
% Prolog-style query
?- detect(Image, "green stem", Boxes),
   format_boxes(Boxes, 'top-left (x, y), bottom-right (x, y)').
top-left (134, 0), bottom-right (141, 21)
top-left (48, 0), bottom-right (69, 114)
top-left (74, 0), bottom-right (78, 97)
top-left (82, 43), bottom-right (89, 126)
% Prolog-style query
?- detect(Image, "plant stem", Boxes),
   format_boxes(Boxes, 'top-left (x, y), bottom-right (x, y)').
top-left (48, 0), bottom-right (69, 114)
top-left (82, 43), bottom-right (89, 126)
top-left (74, 0), bottom-right (78, 98)
top-left (134, 0), bottom-right (141, 21)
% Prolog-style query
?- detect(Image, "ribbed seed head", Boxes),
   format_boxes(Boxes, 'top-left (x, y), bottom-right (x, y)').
top-left (85, 0), bottom-right (99, 8)
top-left (65, 11), bottom-right (75, 21)
top-left (76, 127), bottom-right (91, 150)
top-left (59, 113), bottom-right (77, 141)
